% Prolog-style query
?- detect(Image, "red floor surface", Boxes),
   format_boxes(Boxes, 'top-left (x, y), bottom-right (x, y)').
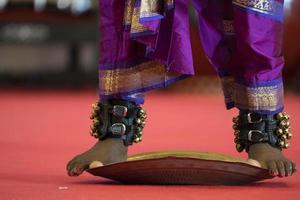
top-left (0, 89), bottom-right (299, 200)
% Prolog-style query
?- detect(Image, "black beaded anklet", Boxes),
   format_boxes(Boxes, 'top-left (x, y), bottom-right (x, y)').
top-left (233, 112), bottom-right (292, 152)
top-left (89, 99), bottom-right (146, 146)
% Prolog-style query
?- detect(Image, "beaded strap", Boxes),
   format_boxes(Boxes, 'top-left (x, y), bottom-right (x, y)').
top-left (233, 112), bottom-right (292, 152)
top-left (89, 100), bottom-right (146, 146)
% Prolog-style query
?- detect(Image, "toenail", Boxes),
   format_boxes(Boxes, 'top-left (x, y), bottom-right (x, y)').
top-left (74, 167), bottom-right (82, 173)
top-left (89, 161), bottom-right (104, 169)
top-left (270, 171), bottom-right (277, 176)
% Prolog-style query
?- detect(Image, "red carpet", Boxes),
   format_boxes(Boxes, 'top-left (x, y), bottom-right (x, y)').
top-left (0, 89), bottom-right (299, 200)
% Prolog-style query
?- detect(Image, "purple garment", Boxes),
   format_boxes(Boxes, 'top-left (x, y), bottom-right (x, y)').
top-left (101, 93), bottom-right (145, 104)
top-left (98, 0), bottom-right (285, 114)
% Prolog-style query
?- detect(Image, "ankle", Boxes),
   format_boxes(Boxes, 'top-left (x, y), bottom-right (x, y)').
top-left (90, 99), bottom-right (147, 146)
top-left (233, 112), bottom-right (292, 153)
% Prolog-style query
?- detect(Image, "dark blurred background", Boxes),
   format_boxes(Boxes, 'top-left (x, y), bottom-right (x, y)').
top-left (0, 0), bottom-right (299, 92)
top-left (0, 0), bottom-right (98, 88)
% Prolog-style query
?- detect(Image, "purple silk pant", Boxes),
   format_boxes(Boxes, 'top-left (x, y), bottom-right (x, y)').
top-left (98, 0), bottom-right (285, 114)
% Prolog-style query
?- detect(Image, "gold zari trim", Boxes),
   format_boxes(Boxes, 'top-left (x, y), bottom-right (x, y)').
top-left (123, 0), bottom-right (174, 34)
top-left (140, 0), bottom-right (163, 18)
top-left (221, 76), bottom-right (235, 105)
top-left (99, 61), bottom-right (181, 95)
top-left (233, 0), bottom-right (281, 16)
top-left (221, 76), bottom-right (284, 112)
top-left (124, 0), bottom-right (135, 26)
top-left (234, 82), bottom-right (284, 111)
top-left (131, 6), bottom-right (149, 34)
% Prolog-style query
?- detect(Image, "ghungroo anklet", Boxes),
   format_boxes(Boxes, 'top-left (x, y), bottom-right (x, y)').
top-left (233, 112), bottom-right (292, 152)
top-left (89, 99), bottom-right (146, 146)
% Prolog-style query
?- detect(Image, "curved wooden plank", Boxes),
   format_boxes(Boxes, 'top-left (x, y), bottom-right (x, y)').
top-left (87, 151), bottom-right (273, 185)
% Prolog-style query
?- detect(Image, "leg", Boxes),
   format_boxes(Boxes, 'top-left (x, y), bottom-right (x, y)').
top-left (229, 0), bottom-right (296, 177)
top-left (194, 0), bottom-right (296, 177)
top-left (67, 1), bottom-right (141, 176)
top-left (192, 0), bottom-right (236, 107)
top-left (67, 0), bottom-right (193, 176)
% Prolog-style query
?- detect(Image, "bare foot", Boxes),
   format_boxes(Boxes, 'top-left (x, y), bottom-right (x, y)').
top-left (248, 143), bottom-right (296, 177)
top-left (66, 138), bottom-right (128, 176)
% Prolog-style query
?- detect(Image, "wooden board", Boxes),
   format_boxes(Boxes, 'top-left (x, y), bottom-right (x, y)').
top-left (87, 151), bottom-right (273, 185)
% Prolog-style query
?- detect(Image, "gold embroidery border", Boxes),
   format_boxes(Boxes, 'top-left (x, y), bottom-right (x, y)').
top-left (232, 0), bottom-right (282, 16)
top-left (140, 0), bottom-right (163, 18)
top-left (99, 61), bottom-right (182, 95)
top-left (220, 76), bottom-right (284, 111)
top-left (124, 0), bottom-right (135, 26)
top-left (131, 6), bottom-right (149, 34)
top-left (234, 82), bottom-right (284, 111)
top-left (221, 76), bottom-right (235, 105)
top-left (123, 0), bottom-right (175, 33)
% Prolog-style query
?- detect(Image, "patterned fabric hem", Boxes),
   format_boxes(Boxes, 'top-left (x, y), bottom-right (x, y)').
top-left (221, 76), bottom-right (284, 114)
top-left (232, 0), bottom-right (284, 22)
top-left (123, 0), bottom-right (175, 36)
top-left (99, 60), bottom-right (190, 97)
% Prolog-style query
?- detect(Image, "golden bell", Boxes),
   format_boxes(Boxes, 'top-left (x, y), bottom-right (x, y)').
top-left (276, 112), bottom-right (289, 120)
top-left (90, 124), bottom-right (98, 132)
top-left (134, 138), bottom-right (141, 143)
top-left (281, 134), bottom-right (287, 140)
top-left (236, 144), bottom-right (244, 152)
top-left (282, 112), bottom-right (290, 120)
top-left (276, 128), bottom-right (283, 136)
top-left (135, 118), bottom-right (142, 124)
top-left (140, 115), bottom-right (147, 120)
top-left (278, 140), bottom-right (285, 148)
top-left (283, 128), bottom-right (291, 134)
top-left (90, 114), bottom-right (96, 120)
top-left (139, 112), bottom-right (147, 116)
top-left (283, 116), bottom-right (290, 120)
top-left (234, 130), bottom-right (240, 136)
top-left (90, 110), bottom-right (98, 119)
top-left (137, 131), bottom-right (143, 136)
top-left (232, 117), bottom-right (239, 123)
top-left (93, 134), bottom-right (99, 138)
top-left (93, 119), bottom-right (100, 125)
top-left (139, 109), bottom-right (146, 115)
top-left (276, 113), bottom-right (285, 120)
top-left (90, 131), bottom-right (99, 138)
top-left (279, 120), bottom-right (290, 128)
top-left (287, 133), bottom-right (293, 139)
top-left (232, 124), bottom-right (238, 130)
top-left (92, 103), bottom-right (100, 111)
top-left (234, 137), bottom-right (239, 143)
top-left (284, 142), bottom-right (290, 149)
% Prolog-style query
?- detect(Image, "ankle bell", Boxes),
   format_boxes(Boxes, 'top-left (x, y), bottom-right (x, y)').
top-left (89, 100), bottom-right (146, 146)
top-left (233, 112), bottom-right (292, 152)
